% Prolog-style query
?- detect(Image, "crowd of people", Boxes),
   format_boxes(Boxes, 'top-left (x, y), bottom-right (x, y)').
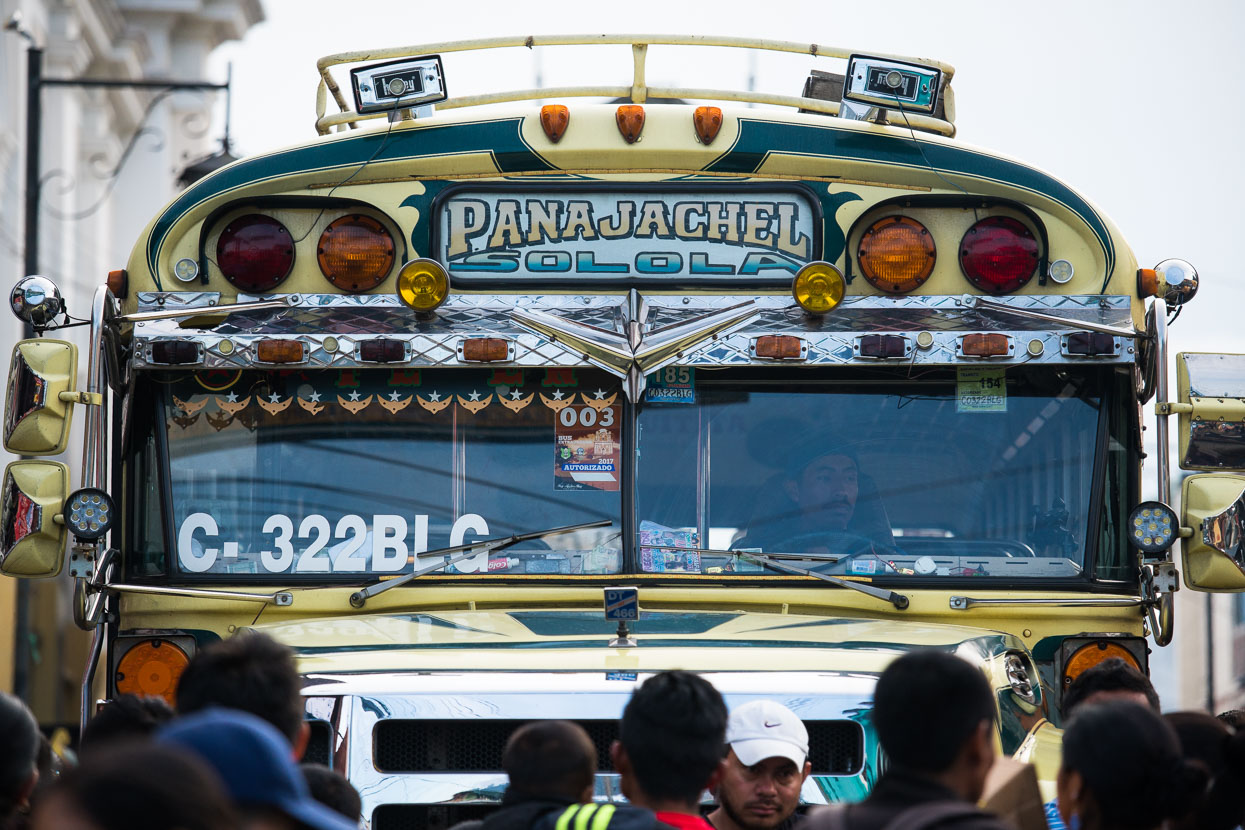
top-left (2, 635), bottom-right (1243, 830)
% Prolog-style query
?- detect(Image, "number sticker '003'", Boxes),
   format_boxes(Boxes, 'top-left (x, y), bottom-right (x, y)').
top-left (177, 512), bottom-right (490, 574)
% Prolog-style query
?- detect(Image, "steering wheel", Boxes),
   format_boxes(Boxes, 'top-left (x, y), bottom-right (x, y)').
top-left (768, 530), bottom-right (883, 570)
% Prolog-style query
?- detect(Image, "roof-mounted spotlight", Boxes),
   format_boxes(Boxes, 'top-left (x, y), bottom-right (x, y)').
top-left (840, 55), bottom-right (941, 123)
top-left (351, 55), bottom-right (447, 117)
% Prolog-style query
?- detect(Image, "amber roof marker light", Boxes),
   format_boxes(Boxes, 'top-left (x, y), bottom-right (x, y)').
top-left (540, 105), bottom-right (570, 142)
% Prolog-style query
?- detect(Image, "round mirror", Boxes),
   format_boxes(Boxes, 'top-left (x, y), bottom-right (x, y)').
top-left (1156, 258), bottom-right (1199, 310)
top-left (9, 275), bottom-right (64, 327)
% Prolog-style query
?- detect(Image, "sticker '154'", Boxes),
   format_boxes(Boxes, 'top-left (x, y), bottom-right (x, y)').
top-left (177, 512), bottom-right (491, 574)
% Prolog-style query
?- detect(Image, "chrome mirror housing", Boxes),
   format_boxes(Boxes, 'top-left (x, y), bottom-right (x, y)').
top-left (9, 276), bottom-right (64, 328)
top-left (1156, 259), bottom-right (1198, 311)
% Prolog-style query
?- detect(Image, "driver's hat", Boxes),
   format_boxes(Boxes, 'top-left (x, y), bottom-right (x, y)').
top-left (725, 699), bottom-right (809, 768)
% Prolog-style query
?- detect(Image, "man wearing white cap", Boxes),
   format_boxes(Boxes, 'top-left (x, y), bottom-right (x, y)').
top-left (707, 700), bottom-right (811, 830)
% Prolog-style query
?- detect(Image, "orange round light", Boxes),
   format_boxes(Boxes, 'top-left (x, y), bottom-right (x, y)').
top-left (1062, 641), bottom-right (1141, 687)
top-left (317, 215), bottom-right (395, 293)
top-left (858, 215), bottom-right (936, 293)
top-left (115, 639), bottom-right (190, 704)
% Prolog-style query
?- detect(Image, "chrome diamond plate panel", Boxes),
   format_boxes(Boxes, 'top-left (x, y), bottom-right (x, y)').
top-left (129, 293), bottom-right (1137, 370)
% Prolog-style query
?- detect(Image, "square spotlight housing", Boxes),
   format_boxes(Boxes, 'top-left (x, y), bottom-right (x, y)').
top-left (351, 55), bottom-right (447, 115)
top-left (842, 55), bottom-right (942, 116)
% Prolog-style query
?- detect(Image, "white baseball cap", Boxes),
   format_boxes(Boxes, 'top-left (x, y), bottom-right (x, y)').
top-left (725, 700), bottom-right (809, 768)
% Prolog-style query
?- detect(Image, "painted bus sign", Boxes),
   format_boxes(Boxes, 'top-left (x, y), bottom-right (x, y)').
top-left (435, 186), bottom-right (820, 281)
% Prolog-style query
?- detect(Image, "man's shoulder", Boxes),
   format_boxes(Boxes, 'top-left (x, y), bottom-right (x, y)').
top-left (803, 801), bottom-right (1011, 830)
top-left (534, 802), bottom-right (661, 830)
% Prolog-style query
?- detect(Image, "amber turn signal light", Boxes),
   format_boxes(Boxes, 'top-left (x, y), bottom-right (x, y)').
top-left (1062, 641), bottom-right (1142, 688)
top-left (753, 335), bottom-right (805, 360)
top-left (540, 105), bottom-right (570, 143)
top-left (106, 269), bottom-right (129, 299)
top-left (616, 105), bottom-right (645, 144)
top-left (859, 215), bottom-right (936, 293)
top-left (960, 333), bottom-right (1011, 357)
top-left (115, 639), bottom-right (190, 704)
top-left (256, 339), bottom-right (307, 364)
top-left (1137, 268), bottom-right (1159, 298)
top-left (460, 338), bottom-right (510, 362)
top-left (693, 106), bottom-right (722, 144)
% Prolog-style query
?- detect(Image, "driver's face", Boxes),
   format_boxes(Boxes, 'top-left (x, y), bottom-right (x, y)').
top-left (784, 454), bottom-right (858, 529)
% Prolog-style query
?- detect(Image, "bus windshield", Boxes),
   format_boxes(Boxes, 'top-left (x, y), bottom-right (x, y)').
top-left (634, 366), bottom-right (1106, 579)
top-left (158, 367), bottom-right (623, 577)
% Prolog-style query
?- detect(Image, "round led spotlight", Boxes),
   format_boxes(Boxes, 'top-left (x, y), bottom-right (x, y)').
top-left (65, 487), bottom-right (116, 541)
top-left (792, 261), bottom-right (846, 315)
top-left (1128, 500), bottom-right (1178, 556)
top-left (1048, 259), bottom-right (1074, 284)
top-left (397, 258), bottom-right (450, 313)
top-left (173, 258), bottom-right (199, 283)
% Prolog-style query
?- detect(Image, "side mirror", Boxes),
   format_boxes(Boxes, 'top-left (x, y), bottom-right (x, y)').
top-left (1175, 353), bottom-right (1245, 471)
top-left (4, 339), bottom-right (78, 456)
top-left (1181, 474), bottom-right (1245, 591)
top-left (0, 460), bottom-right (69, 578)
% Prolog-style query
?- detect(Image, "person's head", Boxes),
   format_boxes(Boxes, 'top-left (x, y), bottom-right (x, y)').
top-left (1058, 701), bottom-right (1205, 830)
top-left (502, 721), bottom-right (597, 804)
top-left (158, 708), bottom-right (355, 830)
top-left (176, 631), bottom-right (308, 756)
top-left (872, 650), bottom-right (997, 802)
top-left (300, 764), bottom-right (361, 824)
top-left (713, 700), bottom-right (811, 830)
top-left (0, 691), bottom-right (40, 823)
top-left (1061, 657), bottom-right (1159, 720)
top-left (783, 452), bottom-right (858, 530)
top-left (1164, 711), bottom-right (1245, 830)
top-left (31, 742), bottom-right (236, 830)
top-left (613, 671), bottom-right (728, 812)
top-left (79, 694), bottom-right (175, 758)
top-left (1215, 709), bottom-right (1245, 730)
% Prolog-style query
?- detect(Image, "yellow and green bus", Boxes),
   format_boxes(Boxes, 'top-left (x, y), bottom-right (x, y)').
top-left (3, 35), bottom-right (1240, 829)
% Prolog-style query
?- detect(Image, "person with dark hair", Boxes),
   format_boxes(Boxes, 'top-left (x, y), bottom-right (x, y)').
top-left (449, 721), bottom-right (600, 830)
top-left (176, 631), bottom-right (309, 758)
top-left (0, 692), bottom-right (40, 830)
top-left (159, 707), bottom-right (355, 830)
top-left (804, 650), bottom-right (1009, 830)
top-left (30, 742), bottom-right (236, 830)
top-left (1044, 658), bottom-right (1161, 830)
top-left (1215, 709), bottom-right (1245, 730)
top-left (1164, 711), bottom-right (1245, 830)
top-left (301, 764), bottom-right (361, 824)
top-left (612, 671), bottom-right (729, 830)
top-left (1059, 657), bottom-right (1159, 720)
top-left (78, 694), bottom-right (174, 758)
top-left (707, 700), bottom-right (810, 830)
top-left (1057, 701), bottom-right (1205, 830)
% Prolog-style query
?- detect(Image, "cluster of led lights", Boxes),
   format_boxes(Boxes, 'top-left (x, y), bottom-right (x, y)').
top-left (65, 487), bottom-right (115, 541)
top-left (1128, 501), bottom-right (1178, 555)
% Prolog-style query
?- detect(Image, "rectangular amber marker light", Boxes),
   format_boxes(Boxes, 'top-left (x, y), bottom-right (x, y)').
top-left (753, 335), bottom-right (805, 360)
top-left (460, 338), bottom-right (510, 362)
top-left (960, 333), bottom-right (1011, 357)
top-left (256, 339), bottom-right (306, 364)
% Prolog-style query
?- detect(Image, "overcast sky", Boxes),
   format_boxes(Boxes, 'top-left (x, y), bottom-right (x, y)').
top-left (210, 0), bottom-right (1243, 357)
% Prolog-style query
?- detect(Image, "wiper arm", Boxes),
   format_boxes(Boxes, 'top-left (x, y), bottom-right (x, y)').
top-left (744, 552), bottom-right (910, 611)
top-left (954, 294), bottom-right (1140, 339)
top-left (348, 519), bottom-right (613, 608)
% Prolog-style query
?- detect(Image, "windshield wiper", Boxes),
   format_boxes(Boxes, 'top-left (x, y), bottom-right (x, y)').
top-left (348, 520), bottom-right (613, 608)
top-left (741, 552), bottom-right (910, 610)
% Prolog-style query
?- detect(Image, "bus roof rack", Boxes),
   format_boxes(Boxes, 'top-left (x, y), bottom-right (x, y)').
top-left (314, 34), bottom-right (956, 138)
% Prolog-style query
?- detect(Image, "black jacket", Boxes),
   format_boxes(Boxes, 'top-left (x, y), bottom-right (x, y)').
top-left (800, 769), bottom-right (1011, 830)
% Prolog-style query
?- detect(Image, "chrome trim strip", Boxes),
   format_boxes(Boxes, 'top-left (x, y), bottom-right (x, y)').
top-left (949, 595), bottom-right (1144, 610)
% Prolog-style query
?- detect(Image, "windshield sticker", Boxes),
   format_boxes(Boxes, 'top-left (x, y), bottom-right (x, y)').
top-left (956, 367), bottom-right (1007, 413)
top-left (437, 188), bottom-right (817, 281)
top-left (645, 366), bottom-right (695, 404)
top-left (555, 397), bottom-right (621, 491)
top-left (639, 520), bottom-right (702, 573)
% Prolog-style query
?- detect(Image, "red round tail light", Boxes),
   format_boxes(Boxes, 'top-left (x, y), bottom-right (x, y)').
top-left (959, 216), bottom-right (1039, 293)
top-left (216, 215), bottom-right (294, 292)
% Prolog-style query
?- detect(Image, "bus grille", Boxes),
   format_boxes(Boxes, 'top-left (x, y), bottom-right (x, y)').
top-left (372, 718), bottom-right (863, 775)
